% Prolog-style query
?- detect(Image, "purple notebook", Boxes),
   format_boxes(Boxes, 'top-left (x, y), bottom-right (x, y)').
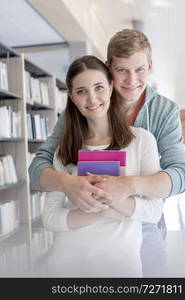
top-left (78, 150), bottom-right (126, 166)
top-left (77, 161), bottom-right (120, 176)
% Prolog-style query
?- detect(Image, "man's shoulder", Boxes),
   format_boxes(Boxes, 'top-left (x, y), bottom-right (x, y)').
top-left (147, 88), bottom-right (179, 112)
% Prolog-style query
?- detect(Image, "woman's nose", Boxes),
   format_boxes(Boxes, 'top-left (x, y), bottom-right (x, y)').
top-left (87, 92), bottom-right (96, 105)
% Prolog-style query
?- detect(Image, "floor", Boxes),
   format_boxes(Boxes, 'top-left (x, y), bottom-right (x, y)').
top-left (164, 193), bottom-right (185, 277)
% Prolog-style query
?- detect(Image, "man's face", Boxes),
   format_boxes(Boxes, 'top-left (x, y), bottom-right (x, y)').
top-left (109, 51), bottom-right (152, 106)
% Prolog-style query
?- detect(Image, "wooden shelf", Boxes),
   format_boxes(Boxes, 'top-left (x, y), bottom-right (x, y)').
top-left (0, 137), bottom-right (24, 142)
top-left (0, 42), bottom-right (20, 58)
top-left (28, 139), bottom-right (46, 143)
top-left (0, 180), bottom-right (26, 191)
top-left (26, 102), bottom-right (53, 110)
top-left (0, 88), bottom-right (22, 99)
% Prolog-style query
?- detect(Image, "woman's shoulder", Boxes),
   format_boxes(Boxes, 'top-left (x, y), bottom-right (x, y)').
top-left (53, 148), bottom-right (75, 174)
top-left (130, 126), bottom-right (157, 146)
top-left (131, 126), bottom-right (155, 139)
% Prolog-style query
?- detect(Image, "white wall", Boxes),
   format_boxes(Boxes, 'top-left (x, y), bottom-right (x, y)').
top-left (143, 2), bottom-right (176, 101)
top-left (174, 1), bottom-right (185, 108)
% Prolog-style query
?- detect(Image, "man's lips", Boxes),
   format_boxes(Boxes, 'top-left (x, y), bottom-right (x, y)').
top-left (122, 86), bottom-right (140, 91)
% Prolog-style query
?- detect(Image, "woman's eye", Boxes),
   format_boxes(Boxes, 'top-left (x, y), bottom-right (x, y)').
top-left (77, 89), bottom-right (86, 95)
top-left (95, 85), bottom-right (104, 91)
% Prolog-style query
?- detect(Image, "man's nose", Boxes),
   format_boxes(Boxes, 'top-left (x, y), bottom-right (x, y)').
top-left (126, 71), bottom-right (136, 85)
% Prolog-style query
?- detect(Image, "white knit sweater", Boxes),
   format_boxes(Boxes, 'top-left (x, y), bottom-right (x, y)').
top-left (42, 127), bottom-right (163, 277)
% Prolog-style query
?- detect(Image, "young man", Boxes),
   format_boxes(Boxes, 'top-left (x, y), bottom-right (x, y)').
top-left (29, 29), bottom-right (185, 276)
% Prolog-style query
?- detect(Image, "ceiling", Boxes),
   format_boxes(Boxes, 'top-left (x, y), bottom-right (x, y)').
top-left (0, 0), bottom-right (174, 48)
top-left (86, 0), bottom-right (174, 40)
top-left (0, 0), bottom-right (179, 101)
top-left (0, 0), bottom-right (65, 47)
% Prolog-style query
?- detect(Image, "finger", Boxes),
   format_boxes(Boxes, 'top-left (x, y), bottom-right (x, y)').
top-left (98, 197), bottom-right (113, 205)
top-left (86, 174), bottom-right (106, 184)
top-left (78, 191), bottom-right (109, 211)
top-left (91, 186), bottom-right (112, 202)
top-left (87, 172), bottom-right (110, 179)
top-left (86, 194), bottom-right (110, 210)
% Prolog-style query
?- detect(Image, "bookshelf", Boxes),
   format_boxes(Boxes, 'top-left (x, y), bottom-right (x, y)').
top-left (0, 41), bottom-right (67, 275)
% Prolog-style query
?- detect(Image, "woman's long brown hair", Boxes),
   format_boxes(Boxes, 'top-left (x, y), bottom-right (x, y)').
top-left (58, 55), bottom-right (134, 165)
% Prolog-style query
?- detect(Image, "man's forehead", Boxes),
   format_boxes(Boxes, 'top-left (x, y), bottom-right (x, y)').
top-left (111, 53), bottom-right (149, 67)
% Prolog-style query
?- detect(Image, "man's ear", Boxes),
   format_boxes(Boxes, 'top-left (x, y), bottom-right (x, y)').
top-left (105, 61), bottom-right (111, 70)
top-left (149, 60), bottom-right (153, 73)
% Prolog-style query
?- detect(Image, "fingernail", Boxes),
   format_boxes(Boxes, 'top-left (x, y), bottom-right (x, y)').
top-left (103, 205), bottom-right (109, 210)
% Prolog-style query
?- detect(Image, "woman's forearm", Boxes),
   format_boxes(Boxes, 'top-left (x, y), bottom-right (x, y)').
top-left (67, 207), bottom-right (124, 230)
top-left (67, 209), bottom-right (100, 230)
top-left (111, 196), bottom-right (135, 217)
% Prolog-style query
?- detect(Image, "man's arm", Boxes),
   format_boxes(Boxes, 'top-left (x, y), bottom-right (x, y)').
top-left (126, 103), bottom-right (185, 198)
top-left (29, 113), bottom-right (111, 211)
top-left (92, 129), bottom-right (170, 202)
top-left (156, 104), bottom-right (185, 196)
top-left (29, 113), bottom-right (64, 191)
top-left (92, 105), bottom-right (185, 200)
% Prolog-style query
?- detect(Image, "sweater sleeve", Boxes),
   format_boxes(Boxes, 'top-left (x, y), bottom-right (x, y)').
top-left (42, 191), bottom-right (72, 232)
top-left (156, 105), bottom-right (185, 196)
top-left (131, 129), bottom-right (163, 223)
top-left (28, 112), bottom-right (64, 191)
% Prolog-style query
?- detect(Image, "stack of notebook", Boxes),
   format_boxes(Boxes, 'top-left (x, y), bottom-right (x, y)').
top-left (77, 150), bottom-right (126, 176)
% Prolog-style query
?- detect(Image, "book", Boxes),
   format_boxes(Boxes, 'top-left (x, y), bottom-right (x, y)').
top-left (78, 150), bottom-right (126, 166)
top-left (77, 161), bottom-right (120, 176)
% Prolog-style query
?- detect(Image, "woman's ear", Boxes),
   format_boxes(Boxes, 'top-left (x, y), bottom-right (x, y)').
top-left (69, 92), bottom-right (75, 103)
top-left (109, 80), bottom-right (113, 95)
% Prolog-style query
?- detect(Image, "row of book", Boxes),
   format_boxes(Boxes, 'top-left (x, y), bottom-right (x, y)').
top-left (77, 150), bottom-right (126, 176)
top-left (0, 200), bottom-right (20, 238)
top-left (0, 154), bottom-right (18, 186)
top-left (25, 71), bottom-right (50, 106)
top-left (0, 61), bottom-right (8, 90)
top-left (27, 113), bottom-right (49, 140)
top-left (0, 105), bottom-right (21, 138)
top-left (31, 192), bottom-right (45, 221)
top-left (55, 87), bottom-right (67, 114)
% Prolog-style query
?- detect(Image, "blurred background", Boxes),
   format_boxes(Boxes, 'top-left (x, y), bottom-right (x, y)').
top-left (0, 0), bottom-right (185, 277)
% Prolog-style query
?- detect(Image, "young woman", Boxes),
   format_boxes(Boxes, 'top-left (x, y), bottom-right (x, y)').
top-left (42, 55), bottom-right (163, 277)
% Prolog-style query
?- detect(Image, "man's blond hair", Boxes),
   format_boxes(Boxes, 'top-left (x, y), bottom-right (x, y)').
top-left (107, 29), bottom-right (152, 65)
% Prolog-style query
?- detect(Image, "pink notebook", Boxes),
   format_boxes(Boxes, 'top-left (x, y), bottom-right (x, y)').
top-left (78, 150), bottom-right (126, 166)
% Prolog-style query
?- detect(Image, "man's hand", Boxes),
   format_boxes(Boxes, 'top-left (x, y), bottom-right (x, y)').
top-left (87, 173), bottom-right (133, 205)
top-left (62, 173), bottom-right (112, 212)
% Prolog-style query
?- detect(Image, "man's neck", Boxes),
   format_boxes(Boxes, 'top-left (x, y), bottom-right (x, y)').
top-left (116, 91), bottom-right (146, 116)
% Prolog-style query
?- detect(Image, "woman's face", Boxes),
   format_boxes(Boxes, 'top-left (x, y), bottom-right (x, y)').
top-left (70, 69), bottom-right (113, 120)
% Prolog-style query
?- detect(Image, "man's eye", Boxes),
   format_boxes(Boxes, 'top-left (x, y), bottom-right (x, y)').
top-left (117, 69), bottom-right (127, 73)
top-left (136, 67), bottom-right (145, 72)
